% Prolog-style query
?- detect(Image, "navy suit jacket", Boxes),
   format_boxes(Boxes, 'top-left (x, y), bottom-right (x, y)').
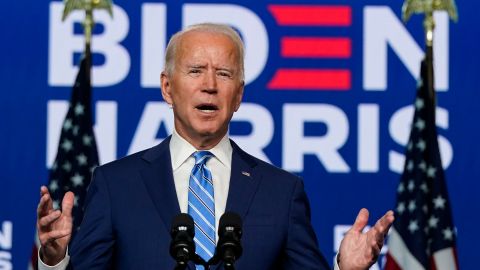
top-left (69, 137), bottom-right (330, 269)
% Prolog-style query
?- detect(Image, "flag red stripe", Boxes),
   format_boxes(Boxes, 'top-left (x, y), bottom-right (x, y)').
top-left (267, 69), bottom-right (351, 90)
top-left (281, 37), bottom-right (351, 58)
top-left (268, 5), bottom-right (351, 26)
top-left (384, 253), bottom-right (402, 270)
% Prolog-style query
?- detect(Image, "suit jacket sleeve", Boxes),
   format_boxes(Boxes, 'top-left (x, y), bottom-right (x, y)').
top-left (282, 179), bottom-right (331, 270)
top-left (69, 167), bottom-right (115, 269)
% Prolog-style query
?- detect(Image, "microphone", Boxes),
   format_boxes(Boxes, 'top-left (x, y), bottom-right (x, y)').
top-left (215, 212), bottom-right (243, 270)
top-left (170, 213), bottom-right (195, 270)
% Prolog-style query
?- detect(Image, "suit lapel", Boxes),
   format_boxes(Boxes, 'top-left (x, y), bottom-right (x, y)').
top-left (139, 136), bottom-right (181, 233)
top-left (225, 140), bottom-right (261, 220)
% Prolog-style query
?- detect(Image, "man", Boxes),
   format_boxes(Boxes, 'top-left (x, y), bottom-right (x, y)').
top-left (37, 23), bottom-right (394, 269)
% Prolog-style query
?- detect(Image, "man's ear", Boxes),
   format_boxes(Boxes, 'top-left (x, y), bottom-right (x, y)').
top-left (234, 81), bottom-right (245, 112)
top-left (160, 72), bottom-right (173, 105)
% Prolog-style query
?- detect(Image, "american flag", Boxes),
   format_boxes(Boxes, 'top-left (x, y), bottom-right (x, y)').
top-left (384, 59), bottom-right (459, 270)
top-left (29, 56), bottom-right (99, 269)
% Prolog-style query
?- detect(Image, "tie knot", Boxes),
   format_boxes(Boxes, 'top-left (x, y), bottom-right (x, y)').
top-left (193, 151), bottom-right (213, 165)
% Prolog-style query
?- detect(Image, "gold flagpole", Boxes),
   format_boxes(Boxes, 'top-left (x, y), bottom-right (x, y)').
top-left (61, 0), bottom-right (114, 81)
top-left (402, 0), bottom-right (458, 102)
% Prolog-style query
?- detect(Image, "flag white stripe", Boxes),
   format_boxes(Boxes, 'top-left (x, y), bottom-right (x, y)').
top-left (433, 248), bottom-right (457, 270)
top-left (387, 228), bottom-right (425, 270)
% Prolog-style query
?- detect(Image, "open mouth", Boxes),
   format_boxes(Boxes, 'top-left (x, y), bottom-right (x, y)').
top-left (196, 104), bottom-right (219, 113)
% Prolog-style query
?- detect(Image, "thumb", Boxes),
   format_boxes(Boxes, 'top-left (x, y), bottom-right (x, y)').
top-left (62, 191), bottom-right (75, 217)
top-left (350, 208), bottom-right (369, 233)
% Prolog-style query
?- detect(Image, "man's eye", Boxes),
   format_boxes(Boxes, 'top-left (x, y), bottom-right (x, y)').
top-left (189, 69), bottom-right (201, 74)
top-left (218, 71), bottom-right (232, 78)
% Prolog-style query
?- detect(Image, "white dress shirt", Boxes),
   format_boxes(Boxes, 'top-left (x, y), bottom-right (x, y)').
top-left (170, 129), bottom-right (232, 236)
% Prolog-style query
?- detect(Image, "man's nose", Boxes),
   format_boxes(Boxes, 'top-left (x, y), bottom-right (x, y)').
top-left (202, 70), bottom-right (218, 93)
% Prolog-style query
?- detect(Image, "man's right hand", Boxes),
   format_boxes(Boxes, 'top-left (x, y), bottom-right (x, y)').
top-left (37, 186), bottom-right (74, 266)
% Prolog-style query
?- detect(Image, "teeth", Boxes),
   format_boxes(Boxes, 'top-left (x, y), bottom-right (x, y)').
top-left (200, 109), bottom-right (215, 113)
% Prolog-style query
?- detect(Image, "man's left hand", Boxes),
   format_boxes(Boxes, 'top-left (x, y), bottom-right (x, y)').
top-left (338, 208), bottom-right (394, 270)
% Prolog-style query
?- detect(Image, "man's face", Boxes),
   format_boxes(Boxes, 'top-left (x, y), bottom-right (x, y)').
top-left (161, 31), bottom-right (244, 148)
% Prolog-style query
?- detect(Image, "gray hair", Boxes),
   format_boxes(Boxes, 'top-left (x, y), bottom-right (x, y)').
top-left (164, 23), bottom-right (245, 80)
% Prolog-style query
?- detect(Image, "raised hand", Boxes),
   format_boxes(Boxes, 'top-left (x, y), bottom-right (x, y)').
top-left (36, 186), bottom-right (74, 265)
top-left (338, 208), bottom-right (394, 270)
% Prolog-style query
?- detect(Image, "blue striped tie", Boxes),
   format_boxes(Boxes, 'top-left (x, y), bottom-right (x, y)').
top-left (188, 151), bottom-right (216, 267)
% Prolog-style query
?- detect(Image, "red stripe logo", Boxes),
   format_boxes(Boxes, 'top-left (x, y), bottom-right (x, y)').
top-left (281, 37), bottom-right (351, 58)
top-left (267, 5), bottom-right (352, 91)
top-left (268, 5), bottom-right (352, 26)
top-left (268, 69), bottom-right (351, 90)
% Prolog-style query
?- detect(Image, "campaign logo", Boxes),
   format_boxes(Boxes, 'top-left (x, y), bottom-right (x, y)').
top-left (268, 5), bottom-right (352, 90)
top-left (46, 2), bottom-right (453, 174)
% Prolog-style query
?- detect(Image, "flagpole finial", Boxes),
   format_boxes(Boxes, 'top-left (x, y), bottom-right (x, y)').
top-left (402, 0), bottom-right (458, 45)
top-left (62, 0), bottom-right (114, 53)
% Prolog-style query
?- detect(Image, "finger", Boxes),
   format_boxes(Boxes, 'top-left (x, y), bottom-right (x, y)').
top-left (41, 186), bottom-right (54, 212)
top-left (38, 210), bottom-right (61, 228)
top-left (350, 208), bottom-right (369, 233)
top-left (40, 186), bottom-right (50, 197)
top-left (39, 229), bottom-right (71, 245)
top-left (374, 210), bottom-right (395, 234)
top-left (62, 191), bottom-right (75, 218)
top-left (37, 192), bottom-right (52, 217)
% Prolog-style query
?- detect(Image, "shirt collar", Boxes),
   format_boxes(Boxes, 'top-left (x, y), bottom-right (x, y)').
top-left (169, 130), bottom-right (232, 171)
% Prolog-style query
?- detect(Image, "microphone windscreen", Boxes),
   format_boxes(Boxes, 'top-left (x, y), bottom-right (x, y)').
top-left (171, 213), bottom-right (195, 236)
top-left (219, 212), bottom-right (242, 235)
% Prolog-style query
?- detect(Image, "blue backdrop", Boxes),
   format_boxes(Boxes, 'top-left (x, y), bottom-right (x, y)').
top-left (1, 0), bottom-right (478, 269)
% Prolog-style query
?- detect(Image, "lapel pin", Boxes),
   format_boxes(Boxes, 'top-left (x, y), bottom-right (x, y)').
top-left (241, 171), bottom-right (251, 177)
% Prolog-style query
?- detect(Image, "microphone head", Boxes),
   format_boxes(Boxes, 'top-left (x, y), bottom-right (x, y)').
top-left (170, 213), bottom-right (195, 264)
top-left (216, 211), bottom-right (243, 265)
top-left (219, 212), bottom-right (242, 237)
top-left (171, 213), bottom-right (195, 237)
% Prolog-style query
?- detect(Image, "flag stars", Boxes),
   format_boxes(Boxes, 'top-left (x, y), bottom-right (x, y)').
top-left (406, 160), bottom-right (414, 172)
top-left (397, 183), bottom-right (405, 193)
top-left (443, 227), bottom-right (454, 241)
top-left (52, 200), bottom-right (60, 210)
top-left (407, 180), bottom-right (415, 192)
top-left (63, 118), bottom-right (73, 131)
top-left (397, 202), bottom-right (406, 214)
top-left (71, 173), bottom-right (84, 187)
top-left (416, 78), bottom-right (423, 88)
top-left (61, 139), bottom-right (73, 152)
top-left (76, 154), bottom-right (88, 166)
top-left (416, 139), bottom-right (426, 152)
top-left (74, 103), bottom-right (85, 116)
top-left (428, 215), bottom-right (439, 228)
top-left (433, 195), bottom-right (446, 209)
top-left (427, 166), bottom-right (437, 178)
top-left (420, 182), bottom-right (429, 193)
top-left (83, 135), bottom-right (93, 146)
top-left (72, 125), bottom-right (79, 136)
top-left (407, 141), bottom-right (413, 151)
top-left (408, 200), bottom-right (416, 212)
top-left (408, 220), bottom-right (419, 233)
top-left (49, 180), bottom-right (59, 192)
top-left (419, 161), bottom-right (427, 171)
top-left (415, 98), bottom-right (425, 110)
top-left (74, 195), bottom-right (80, 207)
top-left (415, 118), bottom-right (426, 131)
top-left (62, 161), bottom-right (72, 172)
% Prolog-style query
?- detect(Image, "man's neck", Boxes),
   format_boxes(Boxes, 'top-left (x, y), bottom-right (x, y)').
top-left (174, 129), bottom-right (225, 150)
